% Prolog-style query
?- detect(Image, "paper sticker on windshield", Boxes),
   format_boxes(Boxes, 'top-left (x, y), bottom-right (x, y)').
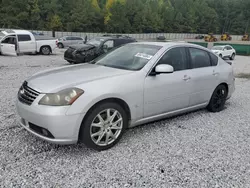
top-left (135, 53), bottom-right (153, 60)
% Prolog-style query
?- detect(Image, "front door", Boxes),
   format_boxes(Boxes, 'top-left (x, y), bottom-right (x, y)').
top-left (144, 47), bottom-right (192, 118)
top-left (0, 36), bottom-right (17, 56)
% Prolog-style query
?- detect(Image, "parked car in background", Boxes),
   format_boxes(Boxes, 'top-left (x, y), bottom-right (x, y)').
top-left (0, 29), bottom-right (57, 55)
top-left (56, 36), bottom-right (84, 48)
top-left (156, 35), bottom-right (166, 41)
top-left (211, 45), bottom-right (236, 60)
top-left (31, 31), bottom-right (44, 36)
top-left (195, 35), bottom-right (204, 39)
top-left (64, 35), bottom-right (136, 64)
top-left (16, 42), bottom-right (235, 150)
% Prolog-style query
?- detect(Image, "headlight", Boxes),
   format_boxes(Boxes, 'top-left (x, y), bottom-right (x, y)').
top-left (39, 88), bottom-right (84, 106)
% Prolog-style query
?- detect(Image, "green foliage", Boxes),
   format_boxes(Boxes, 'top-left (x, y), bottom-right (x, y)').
top-left (0, 0), bottom-right (250, 34)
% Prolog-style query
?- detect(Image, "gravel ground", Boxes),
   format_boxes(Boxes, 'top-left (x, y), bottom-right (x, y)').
top-left (0, 53), bottom-right (250, 188)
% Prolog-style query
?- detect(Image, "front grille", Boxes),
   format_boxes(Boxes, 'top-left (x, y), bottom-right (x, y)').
top-left (18, 81), bottom-right (40, 105)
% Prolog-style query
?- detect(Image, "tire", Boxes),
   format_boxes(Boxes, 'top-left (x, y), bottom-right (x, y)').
top-left (207, 84), bottom-right (228, 112)
top-left (40, 46), bottom-right (51, 55)
top-left (230, 53), bottom-right (235, 60)
top-left (79, 102), bottom-right (128, 151)
top-left (58, 43), bottom-right (64, 48)
top-left (219, 54), bottom-right (223, 58)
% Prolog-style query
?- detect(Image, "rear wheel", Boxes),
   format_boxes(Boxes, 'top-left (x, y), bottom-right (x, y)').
top-left (207, 85), bottom-right (228, 112)
top-left (219, 54), bottom-right (223, 58)
top-left (58, 43), bottom-right (64, 48)
top-left (79, 102), bottom-right (128, 151)
top-left (40, 46), bottom-right (51, 55)
top-left (230, 53), bottom-right (235, 60)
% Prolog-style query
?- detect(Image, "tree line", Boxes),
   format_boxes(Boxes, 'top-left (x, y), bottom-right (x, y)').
top-left (0, 0), bottom-right (249, 35)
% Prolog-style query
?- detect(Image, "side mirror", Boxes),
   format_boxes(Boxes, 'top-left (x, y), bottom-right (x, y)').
top-left (155, 64), bottom-right (174, 74)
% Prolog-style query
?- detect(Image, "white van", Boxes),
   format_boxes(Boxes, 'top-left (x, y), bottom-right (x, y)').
top-left (0, 29), bottom-right (57, 56)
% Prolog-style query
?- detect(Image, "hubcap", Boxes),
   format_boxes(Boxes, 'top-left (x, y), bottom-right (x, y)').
top-left (212, 88), bottom-right (226, 109)
top-left (42, 47), bottom-right (50, 54)
top-left (90, 109), bottom-right (123, 146)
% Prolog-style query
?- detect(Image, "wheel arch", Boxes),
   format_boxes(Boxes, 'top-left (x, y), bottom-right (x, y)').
top-left (78, 97), bottom-right (132, 139)
top-left (40, 45), bottom-right (52, 53)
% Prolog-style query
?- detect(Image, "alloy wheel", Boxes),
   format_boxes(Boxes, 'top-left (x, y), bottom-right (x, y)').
top-left (90, 109), bottom-right (123, 146)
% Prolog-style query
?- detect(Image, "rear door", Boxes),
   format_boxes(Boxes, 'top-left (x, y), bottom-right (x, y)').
top-left (17, 34), bottom-right (36, 53)
top-left (0, 36), bottom-right (17, 56)
top-left (64, 37), bottom-right (73, 47)
top-left (187, 47), bottom-right (220, 106)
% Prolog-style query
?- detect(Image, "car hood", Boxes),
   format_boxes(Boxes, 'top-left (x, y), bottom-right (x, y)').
top-left (26, 64), bottom-right (133, 93)
top-left (69, 44), bottom-right (96, 51)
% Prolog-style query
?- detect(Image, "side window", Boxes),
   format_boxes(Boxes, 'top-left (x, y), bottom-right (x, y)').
top-left (226, 46), bottom-right (232, 50)
top-left (189, 48), bottom-right (211, 68)
top-left (157, 47), bottom-right (188, 71)
top-left (1, 37), bottom-right (10, 44)
top-left (66, 37), bottom-right (72, 40)
top-left (209, 53), bottom-right (218, 66)
top-left (104, 40), bottom-right (114, 49)
top-left (1, 37), bottom-right (16, 44)
top-left (76, 37), bottom-right (83, 40)
top-left (17, 35), bottom-right (31, 42)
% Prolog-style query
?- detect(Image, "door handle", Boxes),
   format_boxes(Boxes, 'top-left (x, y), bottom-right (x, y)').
top-left (0, 45), bottom-right (3, 47)
top-left (183, 75), bottom-right (191, 81)
top-left (213, 70), bottom-right (219, 76)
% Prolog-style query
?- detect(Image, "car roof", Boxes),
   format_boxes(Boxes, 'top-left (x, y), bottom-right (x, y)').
top-left (134, 41), bottom-right (210, 49)
top-left (12, 30), bottom-right (32, 35)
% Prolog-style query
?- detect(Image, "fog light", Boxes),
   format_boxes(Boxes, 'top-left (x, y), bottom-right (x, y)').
top-left (42, 129), bottom-right (49, 136)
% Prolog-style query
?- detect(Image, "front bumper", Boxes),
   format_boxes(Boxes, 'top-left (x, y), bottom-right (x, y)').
top-left (16, 100), bottom-right (84, 145)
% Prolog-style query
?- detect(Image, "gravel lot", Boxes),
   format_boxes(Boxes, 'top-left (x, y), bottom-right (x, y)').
top-left (1, 52), bottom-right (250, 188)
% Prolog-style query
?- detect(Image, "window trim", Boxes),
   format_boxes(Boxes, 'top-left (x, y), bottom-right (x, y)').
top-left (187, 47), bottom-right (213, 69)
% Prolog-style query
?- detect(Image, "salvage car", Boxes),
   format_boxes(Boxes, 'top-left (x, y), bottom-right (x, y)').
top-left (16, 42), bottom-right (235, 150)
top-left (0, 29), bottom-right (57, 55)
top-left (64, 35), bottom-right (136, 64)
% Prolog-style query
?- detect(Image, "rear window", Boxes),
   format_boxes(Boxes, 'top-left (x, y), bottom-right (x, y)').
top-left (18, 35), bottom-right (31, 42)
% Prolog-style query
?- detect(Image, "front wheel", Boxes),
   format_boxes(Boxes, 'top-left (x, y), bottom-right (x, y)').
top-left (79, 102), bottom-right (128, 151)
top-left (207, 85), bottom-right (228, 112)
top-left (230, 53), bottom-right (235, 60)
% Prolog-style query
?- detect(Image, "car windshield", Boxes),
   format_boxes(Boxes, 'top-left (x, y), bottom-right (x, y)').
top-left (212, 46), bottom-right (223, 50)
top-left (94, 44), bottom-right (162, 71)
top-left (86, 38), bottom-right (103, 46)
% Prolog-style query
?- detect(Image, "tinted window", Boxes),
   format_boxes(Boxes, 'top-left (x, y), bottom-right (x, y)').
top-left (18, 35), bottom-right (31, 42)
top-left (157, 47), bottom-right (188, 71)
top-left (189, 48), bottom-right (211, 68)
top-left (209, 53), bottom-right (218, 66)
top-left (226, 46), bottom-right (232, 50)
top-left (66, 37), bottom-right (73, 40)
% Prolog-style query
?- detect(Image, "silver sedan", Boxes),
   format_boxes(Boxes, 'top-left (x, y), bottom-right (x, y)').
top-left (16, 42), bottom-right (235, 150)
